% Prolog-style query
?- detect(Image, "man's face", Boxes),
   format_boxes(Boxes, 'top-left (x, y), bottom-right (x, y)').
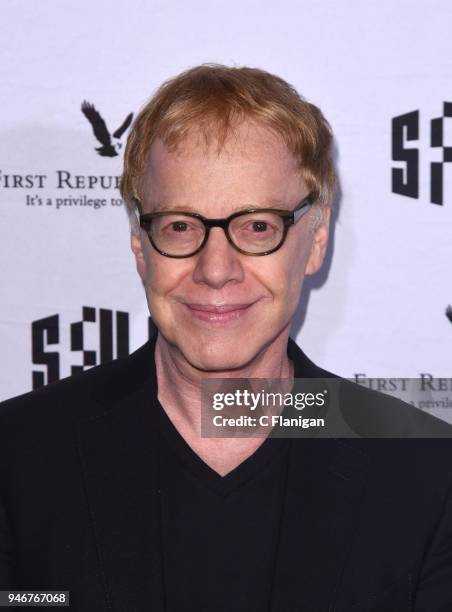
top-left (131, 121), bottom-right (329, 371)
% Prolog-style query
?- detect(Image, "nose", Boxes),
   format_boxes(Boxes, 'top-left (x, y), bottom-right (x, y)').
top-left (192, 227), bottom-right (245, 289)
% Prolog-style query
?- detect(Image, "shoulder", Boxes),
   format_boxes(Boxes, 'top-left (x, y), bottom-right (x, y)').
top-left (0, 339), bottom-right (154, 431)
top-left (290, 337), bottom-right (452, 441)
top-left (327, 380), bottom-right (452, 493)
top-left (337, 377), bottom-right (452, 439)
top-left (290, 340), bottom-right (452, 479)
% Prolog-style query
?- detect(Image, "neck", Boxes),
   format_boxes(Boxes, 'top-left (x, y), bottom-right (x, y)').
top-left (154, 331), bottom-right (294, 475)
top-left (155, 330), bottom-right (293, 430)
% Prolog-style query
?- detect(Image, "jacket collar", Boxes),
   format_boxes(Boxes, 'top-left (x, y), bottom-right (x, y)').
top-left (77, 329), bottom-right (369, 610)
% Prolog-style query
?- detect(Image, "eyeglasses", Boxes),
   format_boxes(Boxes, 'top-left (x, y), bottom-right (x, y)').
top-left (134, 192), bottom-right (315, 258)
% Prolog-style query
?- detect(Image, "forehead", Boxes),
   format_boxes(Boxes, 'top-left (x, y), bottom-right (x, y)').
top-left (140, 121), bottom-right (304, 212)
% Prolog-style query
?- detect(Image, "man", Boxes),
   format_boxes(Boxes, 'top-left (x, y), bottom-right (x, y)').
top-left (1, 64), bottom-right (452, 611)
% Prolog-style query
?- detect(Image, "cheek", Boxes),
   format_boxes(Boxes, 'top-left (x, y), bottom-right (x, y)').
top-left (143, 249), bottom-right (192, 297)
top-left (255, 241), bottom-right (310, 301)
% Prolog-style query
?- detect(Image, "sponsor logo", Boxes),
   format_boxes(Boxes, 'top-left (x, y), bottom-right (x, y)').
top-left (0, 102), bottom-right (135, 210)
top-left (391, 102), bottom-right (451, 205)
top-left (81, 101), bottom-right (133, 157)
top-left (31, 307), bottom-right (156, 389)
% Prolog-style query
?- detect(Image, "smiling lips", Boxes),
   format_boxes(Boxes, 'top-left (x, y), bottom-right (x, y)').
top-left (184, 302), bottom-right (255, 322)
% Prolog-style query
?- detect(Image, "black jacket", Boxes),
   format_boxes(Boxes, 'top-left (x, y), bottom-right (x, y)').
top-left (1, 331), bottom-right (452, 611)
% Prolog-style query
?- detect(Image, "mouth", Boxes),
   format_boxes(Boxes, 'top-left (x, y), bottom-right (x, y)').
top-left (183, 302), bottom-right (257, 323)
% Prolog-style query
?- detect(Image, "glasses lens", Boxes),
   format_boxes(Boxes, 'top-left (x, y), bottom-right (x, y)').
top-left (229, 212), bottom-right (285, 253)
top-left (150, 214), bottom-right (205, 255)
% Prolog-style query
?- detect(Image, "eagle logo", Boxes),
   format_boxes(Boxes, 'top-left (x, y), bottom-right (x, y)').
top-left (81, 101), bottom-right (133, 157)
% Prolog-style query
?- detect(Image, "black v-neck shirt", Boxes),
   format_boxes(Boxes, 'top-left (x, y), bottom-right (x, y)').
top-left (156, 400), bottom-right (290, 612)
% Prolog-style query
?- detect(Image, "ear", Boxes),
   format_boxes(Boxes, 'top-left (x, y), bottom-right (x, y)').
top-left (305, 207), bottom-right (330, 276)
top-left (131, 231), bottom-right (147, 282)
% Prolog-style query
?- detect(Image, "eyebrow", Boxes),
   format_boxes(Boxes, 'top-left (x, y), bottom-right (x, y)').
top-left (147, 197), bottom-right (289, 213)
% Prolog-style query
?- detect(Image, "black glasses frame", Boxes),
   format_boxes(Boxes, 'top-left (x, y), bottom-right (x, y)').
top-left (135, 192), bottom-right (316, 258)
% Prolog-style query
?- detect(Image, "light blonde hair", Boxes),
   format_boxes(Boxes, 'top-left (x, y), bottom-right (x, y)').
top-left (120, 64), bottom-right (336, 220)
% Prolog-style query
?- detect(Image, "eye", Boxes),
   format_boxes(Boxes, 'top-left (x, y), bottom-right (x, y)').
top-left (170, 221), bottom-right (189, 232)
top-left (158, 218), bottom-right (199, 233)
top-left (155, 216), bottom-right (204, 240)
top-left (241, 219), bottom-right (278, 236)
top-left (250, 221), bottom-right (269, 233)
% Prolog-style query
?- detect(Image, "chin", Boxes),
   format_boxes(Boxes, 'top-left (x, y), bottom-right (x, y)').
top-left (176, 333), bottom-right (262, 373)
top-left (184, 324), bottom-right (291, 373)
top-left (184, 353), bottom-right (252, 374)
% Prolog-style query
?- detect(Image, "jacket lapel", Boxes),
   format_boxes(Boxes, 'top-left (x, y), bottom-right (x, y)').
top-left (269, 437), bottom-right (369, 611)
top-left (270, 339), bottom-right (370, 611)
top-left (76, 335), bottom-right (166, 611)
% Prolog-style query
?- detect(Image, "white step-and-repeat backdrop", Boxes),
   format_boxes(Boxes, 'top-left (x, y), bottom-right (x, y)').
top-left (1, 0), bottom-right (451, 401)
